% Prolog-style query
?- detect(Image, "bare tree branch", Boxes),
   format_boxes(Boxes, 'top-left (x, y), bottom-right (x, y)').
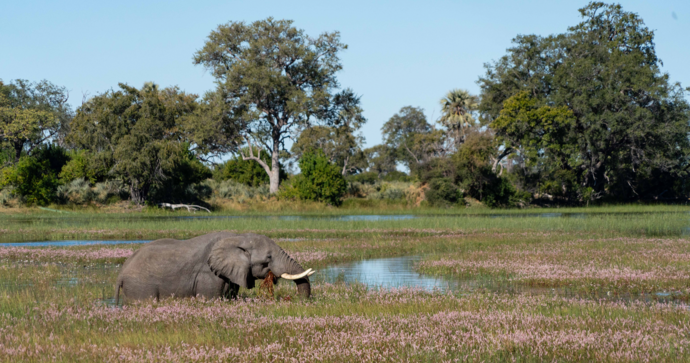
top-left (240, 138), bottom-right (272, 175)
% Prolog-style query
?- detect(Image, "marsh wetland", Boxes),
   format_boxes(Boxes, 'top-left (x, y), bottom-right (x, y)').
top-left (1, 206), bottom-right (690, 361)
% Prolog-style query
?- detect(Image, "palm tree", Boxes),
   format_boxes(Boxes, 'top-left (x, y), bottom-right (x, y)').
top-left (438, 89), bottom-right (478, 147)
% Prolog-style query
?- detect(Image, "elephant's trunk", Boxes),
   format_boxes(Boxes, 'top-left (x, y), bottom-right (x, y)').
top-left (293, 278), bottom-right (311, 297)
top-left (278, 249), bottom-right (313, 298)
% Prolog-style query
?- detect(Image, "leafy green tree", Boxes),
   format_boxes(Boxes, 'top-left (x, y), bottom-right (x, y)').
top-left (292, 126), bottom-right (366, 176)
top-left (215, 147), bottom-right (287, 187)
top-left (149, 145), bottom-right (213, 203)
top-left (0, 80), bottom-right (72, 164)
top-left (58, 150), bottom-right (109, 185)
top-left (0, 146), bottom-right (12, 166)
top-left (363, 145), bottom-right (398, 177)
top-left (382, 106), bottom-right (445, 172)
top-left (292, 150), bottom-right (347, 206)
top-left (292, 90), bottom-right (367, 176)
top-left (452, 131), bottom-right (521, 207)
top-left (479, 2), bottom-right (690, 202)
top-left (0, 157), bottom-right (58, 206)
top-left (194, 18), bottom-right (348, 194)
top-left (438, 89), bottom-right (479, 147)
top-left (0, 145), bottom-right (68, 206)
top-left (67, 83), bottom-right (232, 204)
top-left (415, 130), bottom-right (525, 207)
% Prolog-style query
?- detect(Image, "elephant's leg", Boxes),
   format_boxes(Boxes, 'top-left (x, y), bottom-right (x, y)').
top-left (122, 278), bottom-right (160, 301)
top-left (194, 270), bottom-right (229, 299)
top-left (223, 282), bottom-right (240, 299)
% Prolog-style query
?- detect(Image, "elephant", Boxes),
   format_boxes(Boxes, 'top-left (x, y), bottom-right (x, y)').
top-left (114, 232), bottom-right (314, 304)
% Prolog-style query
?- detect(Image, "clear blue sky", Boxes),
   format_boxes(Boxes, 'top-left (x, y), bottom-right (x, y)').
top-left (2, 0), bottom-right (688, 150)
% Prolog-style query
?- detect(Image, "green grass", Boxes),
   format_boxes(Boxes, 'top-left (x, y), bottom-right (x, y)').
top-left (2, 206), bottom-right (690, 361)
top-left (0, 206), bottom-right (688, 242)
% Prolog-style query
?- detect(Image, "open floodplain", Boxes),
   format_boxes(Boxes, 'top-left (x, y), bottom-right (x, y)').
top-left (1, 206), bottom-right (690, 362)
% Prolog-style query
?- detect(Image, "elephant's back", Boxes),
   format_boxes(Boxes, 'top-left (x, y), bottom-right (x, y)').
top-left (122, 238), bottom-right (210, 278)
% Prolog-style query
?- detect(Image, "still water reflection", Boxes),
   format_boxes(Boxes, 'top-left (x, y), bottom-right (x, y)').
top-left (319, 256), bottom-right (458, 291)
top-left (317, 256), bottom-right (686, 304)
top-left (0, 240), bottom-right (151, 247)
top-left (2, 211), bottom-right (655, 227)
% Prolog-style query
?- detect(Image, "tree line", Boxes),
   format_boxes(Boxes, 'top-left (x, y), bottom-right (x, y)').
top-left (2, 2), bottom-right (689, 208)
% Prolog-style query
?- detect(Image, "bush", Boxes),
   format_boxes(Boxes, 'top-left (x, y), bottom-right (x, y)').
top-left (57, 178), bottom-right (94, 204)
top-left (424, 178), bottom-right (463, 207)
top-left (93, 180), bottom-right (127, 204)
top-left (31, 144), bottom-right (70, 175)
top-left (348, 170), bottom-right (412, 185)
top-left (291, 151), bottom-right (347, 206)
top-left (347, 171), bottom-right (379, 184)
top-left (149, 146), bottom-right (213, 203)
top-left (57, 179), bottom-right (127, 205)
top-left (58, 150), bottom-right (109, 184)
top-left (0, 186), bottom-right (19, 207)
top-left (204, 179), bottom-right (270, 203)
top-left (0, 147), bottom-right (14, 166)
top-left (0, 156), bottom-right (60, 206)
top-left (382, 170), bottom-right (412, 182)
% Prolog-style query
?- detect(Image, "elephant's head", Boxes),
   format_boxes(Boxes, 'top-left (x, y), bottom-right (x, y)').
top-left (207, 233), bottom-right (313, 297)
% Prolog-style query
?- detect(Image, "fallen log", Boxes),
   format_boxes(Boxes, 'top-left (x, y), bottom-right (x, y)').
top-left (158, 203), bottom-right (211, 213)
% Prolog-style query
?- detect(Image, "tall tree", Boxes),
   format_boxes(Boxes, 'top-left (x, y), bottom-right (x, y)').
top-left (363, 145), bottom-right (397, 177)
top-left (291, 89), bottom-right (367, 176)
top-left (291, 126), bottom-right (366, 176)
top-left (382, 106), bottom-right (445, 172)
top-left (67, 83), bottom-right (233, 204)
top-left (0, 79), bottom-right (72, 164)
top-left (438, 89), bottom-right (478, 147)
top-left (479, 2), bottom-right (690, 201)
top-left (193, 18), bottom-right (347, 193)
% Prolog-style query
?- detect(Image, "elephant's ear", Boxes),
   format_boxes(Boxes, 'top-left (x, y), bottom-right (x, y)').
top-left (207, 239), bottom-right (252, 288)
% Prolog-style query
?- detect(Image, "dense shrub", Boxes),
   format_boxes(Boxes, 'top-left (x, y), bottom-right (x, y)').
top-left (348, 170), bottom-right (411, 185)
top-left (59, 150), bottom-right (109, 184)
top-left (291, 151), bottom-right (347, 206)
top-left (31, 144), bottom-right (70, 176)
top-left (57, 179), bottom-right (128, 205)
top-left (424, 178), bottom-right (462, 206)
top-left (93, 180), bottom-right (128, 204)
top-left (0, 156), bottom-right (61, 206)
top-left (382, 170), bottom-right (412, 182)
top-left (149, 147), bottom-right (212, 203)
top-left (347, 171), bottom-right (379, 185)
top-left (0, 186), bottom-right (18, 206)
top-left (204, 179), bottom-right (270, 202)
top-left (368, 182), bottom-right (409, 201)
top-left (57, 178), bottom-right (94, 204)
top-left (0, 147), bottom-right (14, 166)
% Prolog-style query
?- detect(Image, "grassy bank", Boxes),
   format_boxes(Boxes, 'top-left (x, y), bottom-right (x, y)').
top-left (1, 205), bottom-right (689, 242)
top-left (2, 201), bottom-right (690, 216)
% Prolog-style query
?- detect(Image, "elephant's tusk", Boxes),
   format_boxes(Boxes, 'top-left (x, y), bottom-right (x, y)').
top-left (307, 270), bottom-right (315, 276)
top-left (281, 268), bottom-right (312, 280)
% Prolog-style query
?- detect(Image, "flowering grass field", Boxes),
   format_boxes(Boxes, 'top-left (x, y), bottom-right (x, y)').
top-left (418, 236), bottom-right (690, 298)
top-left (1, 210), bottom-right (690, 361)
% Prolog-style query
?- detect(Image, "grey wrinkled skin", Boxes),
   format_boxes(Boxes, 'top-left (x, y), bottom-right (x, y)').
top-left (114, 232), bottom-right (310, 304)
